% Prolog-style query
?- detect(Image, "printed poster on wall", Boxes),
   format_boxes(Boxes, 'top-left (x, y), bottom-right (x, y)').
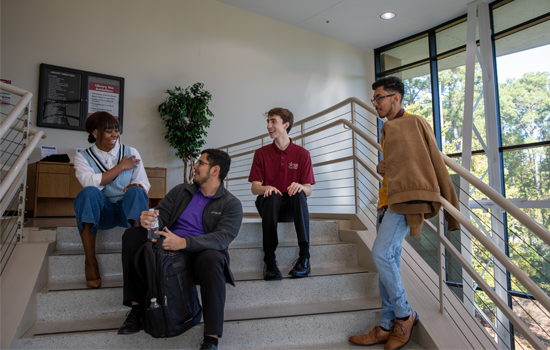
top-left (42, 68), bottom-right (82, 127)
top-left (88, 81), bottom-right (120, 118)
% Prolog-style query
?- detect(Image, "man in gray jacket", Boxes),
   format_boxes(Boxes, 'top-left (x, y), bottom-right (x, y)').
top-left (117, 149), bottom-right (243, 350)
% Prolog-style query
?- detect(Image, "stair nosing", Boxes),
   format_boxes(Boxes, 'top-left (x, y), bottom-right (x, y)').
top-left (42, 268), bottom-right (374, 293)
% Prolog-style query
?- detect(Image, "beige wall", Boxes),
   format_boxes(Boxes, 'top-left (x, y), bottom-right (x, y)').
top-left (1, 0), bottom-right (374, 190)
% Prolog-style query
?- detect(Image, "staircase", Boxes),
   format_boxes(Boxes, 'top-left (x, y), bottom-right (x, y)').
top-left (18, 218), bottom-right (424, 349)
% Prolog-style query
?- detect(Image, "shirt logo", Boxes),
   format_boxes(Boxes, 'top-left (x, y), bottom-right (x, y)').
top-left (289, 162), bottom-right (298, 170)
top-left (211, 211), bottom-right (221, 215)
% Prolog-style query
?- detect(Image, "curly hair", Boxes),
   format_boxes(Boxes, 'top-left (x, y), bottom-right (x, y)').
top-left (372, 76), bottom-right (405, 104)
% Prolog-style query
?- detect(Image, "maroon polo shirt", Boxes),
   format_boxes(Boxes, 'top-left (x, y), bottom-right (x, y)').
top-left (248, 139), bottom-right (315, 192)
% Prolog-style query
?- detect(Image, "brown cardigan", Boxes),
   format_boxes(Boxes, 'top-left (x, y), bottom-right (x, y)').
top-left (381, 113), bottom-right (460, 236)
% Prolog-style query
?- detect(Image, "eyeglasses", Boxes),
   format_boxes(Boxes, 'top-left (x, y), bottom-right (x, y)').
top-left (196, 160), bottom-right (211, 167)
top-left (370, 94), bottom-right (396, 104)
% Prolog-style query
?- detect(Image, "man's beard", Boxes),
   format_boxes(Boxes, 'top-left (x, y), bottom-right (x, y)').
top-left (193, 172), bottom-right (210, 186)
top-left (379, 103), bottom-right (394, 119)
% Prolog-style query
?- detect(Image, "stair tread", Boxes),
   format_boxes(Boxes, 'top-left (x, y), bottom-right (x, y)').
top-left (26, 298), bottom-right (381, 337)
top-left (52, 239), bottom-right (346, 256)
top-left (44, 266), bottom-right (373, 292)
top-left (48, 243), bottom-right (361, 285)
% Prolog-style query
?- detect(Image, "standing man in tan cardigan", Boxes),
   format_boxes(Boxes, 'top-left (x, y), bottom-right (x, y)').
top-left (349, 77), bottom-right (460, 349)
top-left (349, 77), bottom-right (421, 350)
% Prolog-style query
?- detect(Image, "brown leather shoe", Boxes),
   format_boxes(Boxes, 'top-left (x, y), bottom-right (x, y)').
top-left (385, 309), bottom-right (419, 350)
top-left (349, 326), bottom-right (391, 346)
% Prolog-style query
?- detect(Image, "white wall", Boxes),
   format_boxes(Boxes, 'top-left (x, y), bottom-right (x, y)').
top-left (1, 0), bottom-right (374, 190)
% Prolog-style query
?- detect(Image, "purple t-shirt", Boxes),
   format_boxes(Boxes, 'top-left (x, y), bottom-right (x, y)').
top-left (170, 188), bottom-right (213, 238)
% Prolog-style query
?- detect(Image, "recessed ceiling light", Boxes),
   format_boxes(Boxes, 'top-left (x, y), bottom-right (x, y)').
top-left (380, 12), bottom-right (396, 20)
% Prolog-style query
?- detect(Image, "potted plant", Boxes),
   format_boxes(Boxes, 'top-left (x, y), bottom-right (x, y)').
top-left (158, 83), bottom-right (214, 183)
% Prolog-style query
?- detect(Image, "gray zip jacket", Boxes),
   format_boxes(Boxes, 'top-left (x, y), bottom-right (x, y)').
top-left (155, 182), bottom-right (243, 284)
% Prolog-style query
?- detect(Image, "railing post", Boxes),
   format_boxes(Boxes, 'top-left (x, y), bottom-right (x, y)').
top-left (17, 102), bottom-right (31, 243)
top-left (225, 148), bottom-right (230, 190)
top-left (438, 210), bottom-right (446, 314)
top-left (351, 102), bottom-right (359, 214)
top-left (300, 123), bottom-right (305, 148)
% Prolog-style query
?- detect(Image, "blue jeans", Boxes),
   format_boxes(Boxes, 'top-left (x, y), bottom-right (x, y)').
top-left (74, 186), bottom-right (149, 235)
top-left (372, 208), bottom-right (411, 330)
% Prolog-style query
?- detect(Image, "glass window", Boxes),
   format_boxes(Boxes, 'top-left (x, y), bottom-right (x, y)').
top-left (379, 36), bottom-right (429, 72)
top-left (436, 19), bottom-right (477, 54)
top-left (496, 22), bottom-right (550, 147)
top-left (507, 211), bottom-right (550, 289)
top-left (381, 64), bottom-right (434, 128)
top-left (492, 0), bottom-right (550, 34)
top-left (503, 146), bottom-right (549, 202)
top-left (505, 147), bottom-right (550, 325)
top-left (438, 52), bottom-right (487, 155)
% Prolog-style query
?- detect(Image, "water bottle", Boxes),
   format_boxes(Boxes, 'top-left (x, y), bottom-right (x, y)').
top-left (150, 297), bottom-right (160, 309)
top-left (147, 208), bottom-right (160, 240)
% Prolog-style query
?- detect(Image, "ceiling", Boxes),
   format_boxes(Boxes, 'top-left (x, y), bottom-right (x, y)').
top-left (216, 0), bottom-right (475, 51)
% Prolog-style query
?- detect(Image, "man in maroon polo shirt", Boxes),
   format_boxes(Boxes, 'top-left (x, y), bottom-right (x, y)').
top-left (248, 107), bottom-right (315, 281)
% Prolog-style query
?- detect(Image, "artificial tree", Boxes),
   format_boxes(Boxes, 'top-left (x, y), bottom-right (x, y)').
top-left (158, 83), bottom-right (214, 183)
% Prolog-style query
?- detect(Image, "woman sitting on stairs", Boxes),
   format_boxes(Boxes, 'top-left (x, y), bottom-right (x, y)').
top-left (73, 111), bottom-right (150, 288)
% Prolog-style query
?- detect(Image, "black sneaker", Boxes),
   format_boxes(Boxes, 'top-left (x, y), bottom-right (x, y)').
top-left (117, 308), bottom-right (143, 334)
top-left (263, 259), bottom-right (283, 280)
top-left (289, 257), bottom-right (310, 278)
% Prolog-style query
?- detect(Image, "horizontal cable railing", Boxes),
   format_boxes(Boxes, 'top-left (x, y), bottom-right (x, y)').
top-left (1, 82), bottom-right (46, 275)
top-left (218, 97), bottom-right (550, 349)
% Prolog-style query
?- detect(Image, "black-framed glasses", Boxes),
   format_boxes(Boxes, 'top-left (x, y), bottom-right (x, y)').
top-left (196, 160), bottom-right (211, 167)
top-left (370, 94), bottom-right (396, 104)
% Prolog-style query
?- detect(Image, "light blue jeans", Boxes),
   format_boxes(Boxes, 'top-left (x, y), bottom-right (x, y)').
top-left (73, 186), bottom-right (149, 235)
top-left (372, 208), bottom-right (411, 330)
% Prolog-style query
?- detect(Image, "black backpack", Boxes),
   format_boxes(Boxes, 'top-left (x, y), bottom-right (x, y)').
top-left (134, 237), bottom-right (202, 338)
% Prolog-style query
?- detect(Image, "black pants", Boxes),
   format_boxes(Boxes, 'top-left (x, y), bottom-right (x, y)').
top-left (255, 191), bottom-right (310, 261)
top-left (121, 226), bottom-right (226, 337)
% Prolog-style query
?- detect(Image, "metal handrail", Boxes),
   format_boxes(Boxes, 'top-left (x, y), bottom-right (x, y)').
top-left (0, 83), bottom-right (33, 139)
top-left (439, 197), bottom-right (550, 314)
top-left (438, 199), bottom-right (546, 348)
top-left (219, 97), bottom-right (378, 150)
top-left (0, 83), bottom-right (46, 203)
top-left (221, 98), bottom-right (550, 251)
top-left (442, 153), bottom-right (550, 247)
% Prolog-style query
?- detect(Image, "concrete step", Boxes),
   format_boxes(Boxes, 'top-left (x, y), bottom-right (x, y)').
top-left (37, 273), bottom-right (378, 323)
top-left (48, 242), bottom-right (360, 285)
top-left (55, 219), bottom-right (340, 253)
top-left (29, 298), bottom-right (381, 335)
top-left (21, 309), bottom-right (421, 350)
top-left (46, 265), bottom-right (370, 291)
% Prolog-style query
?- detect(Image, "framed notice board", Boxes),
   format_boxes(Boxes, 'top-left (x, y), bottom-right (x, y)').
top-left (37, 64), bottom-right (125, 133)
